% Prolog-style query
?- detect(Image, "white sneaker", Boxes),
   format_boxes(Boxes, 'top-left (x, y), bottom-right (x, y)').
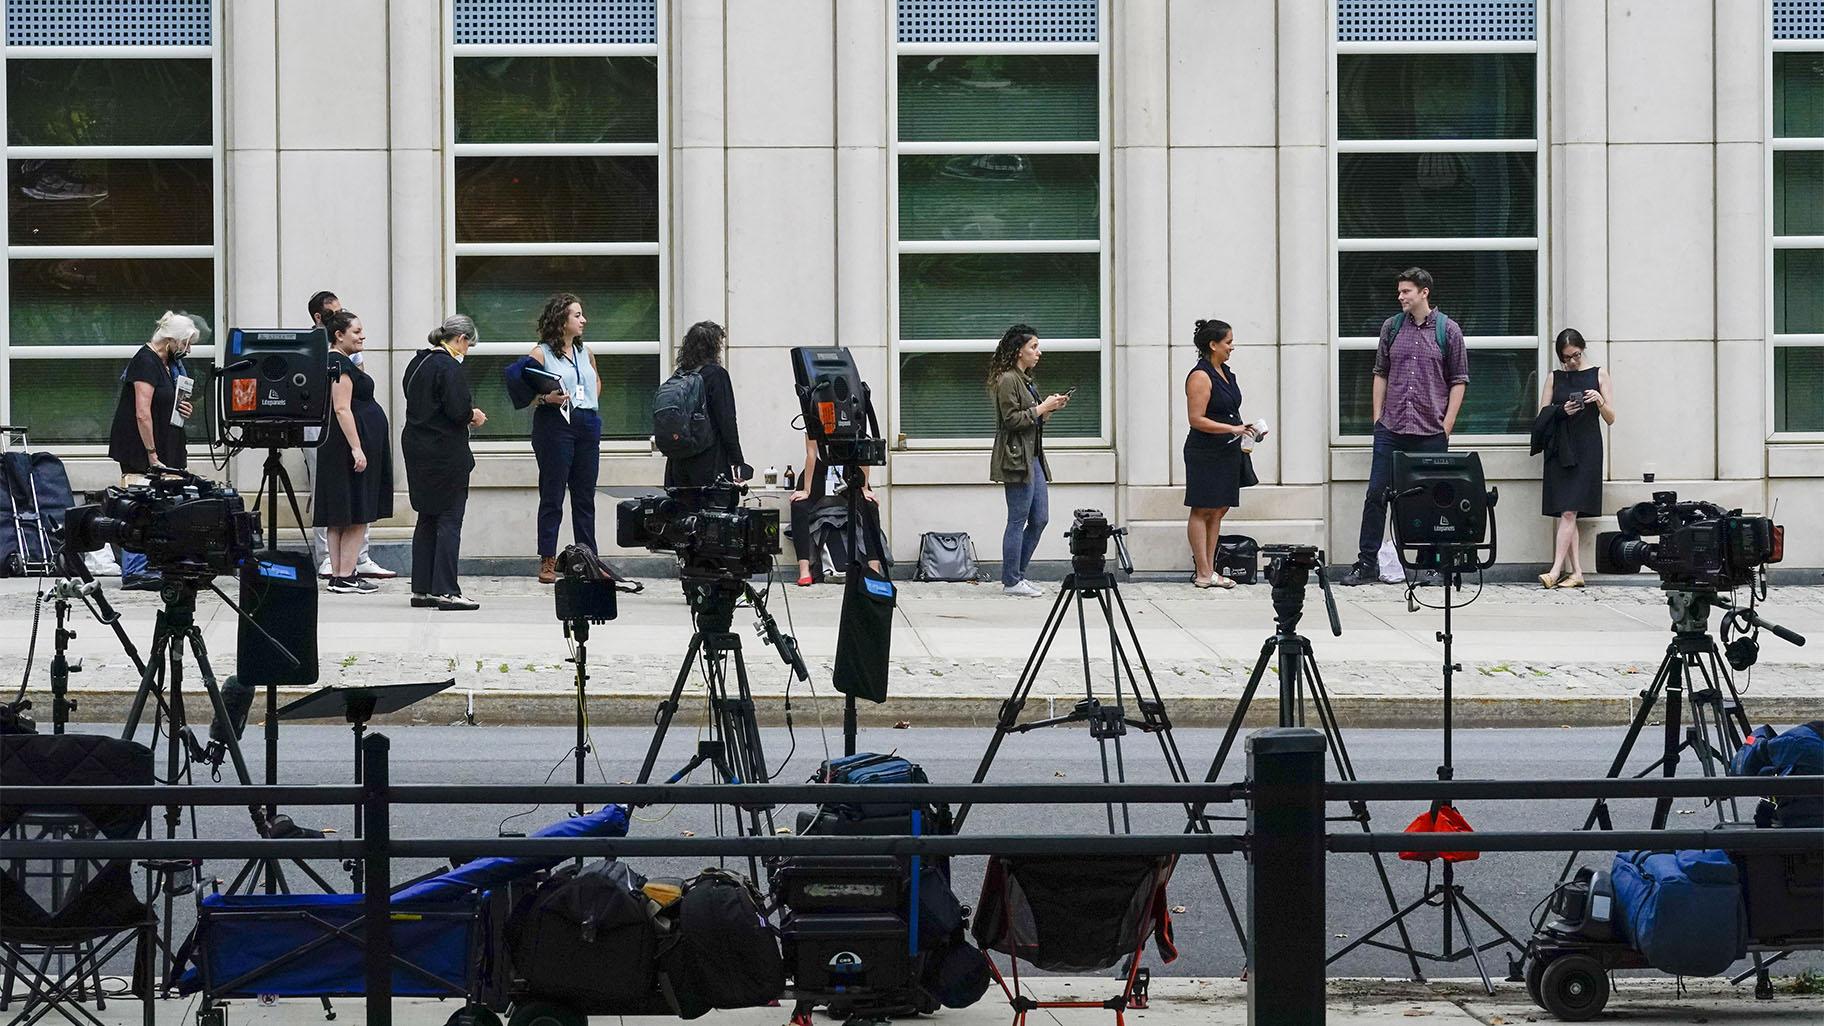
top-left (1003, 580), bottom-right (1043, 597)
top-left (354, 557), bottom-right (397, 579)
top-left (317, 558), bottom-right (332, 577)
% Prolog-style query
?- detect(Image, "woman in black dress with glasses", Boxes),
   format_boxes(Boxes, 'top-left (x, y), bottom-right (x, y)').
top-left (1538, 328), bottom-right (1614, 588)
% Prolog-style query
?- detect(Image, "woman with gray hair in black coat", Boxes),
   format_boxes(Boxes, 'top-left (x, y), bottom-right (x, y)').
top-left (403, 315), bottom-right (486, 610)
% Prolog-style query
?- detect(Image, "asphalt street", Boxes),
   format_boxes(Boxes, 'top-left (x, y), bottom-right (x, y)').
top-left (134, 721), bottom-right (1821, 982)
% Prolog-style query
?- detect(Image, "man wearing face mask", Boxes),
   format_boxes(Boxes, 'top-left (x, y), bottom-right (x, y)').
top-left (106, 310), bottom-right (201, 590)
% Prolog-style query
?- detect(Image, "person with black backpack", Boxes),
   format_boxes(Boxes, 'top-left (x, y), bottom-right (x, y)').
top-left (1338, 266), bottom-right (1469, 586)
top-left (657, 320), bottom-right (745, 498)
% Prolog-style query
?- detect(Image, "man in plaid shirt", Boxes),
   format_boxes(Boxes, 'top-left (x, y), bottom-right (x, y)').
top-left (1339, 267), bottom-right (1469, 586)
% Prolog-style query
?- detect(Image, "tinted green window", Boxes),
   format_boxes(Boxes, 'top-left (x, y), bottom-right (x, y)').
top-left (466, 353), bottom-right (659, 441)
top-left (10, 259), bottom-right (213, 345)
top-left (898, 55), bottom-right (1097, 142)
top-left (9, 159), bottom-right (212, 247)
top-left (1775, 151), bottom-right (1824, 237)
top-left (1776, 249), bottom-right (1824, 336)
top-left (899, 253), bottom-right (1098, 340)
top-left (7, 59), bottom-right (212, 146)
top-left (898, 350), bottom-right (1099, 439)
top-left (1775, 347), bottom-right (1824, 432)
top-left (1337, 347), bottom-right (1534, 436)
top-left (454, 156), bottom-right (658, 243)
top-left (1337, 54), bottom-right (1535, 140)
top-left (1774, 52), bottom-right (1824, 138)
top-left (1337, 152), bottom-right (1535, 238)
top-left (1338, 251), bottom-right (1535, 337)
top-left (8, 359), bottom-right (213, 446)
top-left (899, 153), bottom-right (1097, 241)
top-left (456, 255), bottom-right (659, 345)
top-left (454, 57), bottom-right (659, 144)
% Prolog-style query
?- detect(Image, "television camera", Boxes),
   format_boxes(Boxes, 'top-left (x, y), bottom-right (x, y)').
top-left (1596, 491), bottom-right (1783, 592)
top-left (63, 470), bottom-right (259, 579)
top-left (615, 480), bottom-right (780, 579)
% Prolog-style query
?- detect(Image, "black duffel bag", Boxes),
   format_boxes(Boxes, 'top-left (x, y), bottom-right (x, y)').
top-left (505, 859), bottom-right (669, 1014)
top-left (658, 869), bottom-right (785, 1019)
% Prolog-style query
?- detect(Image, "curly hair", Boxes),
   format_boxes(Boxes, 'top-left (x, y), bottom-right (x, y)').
top-left (676, 320), bottom-right (726, 371)
top-left (984, 323), bottom-right (1037, 389)
top-left (537, 293), bottom-right (583, 348)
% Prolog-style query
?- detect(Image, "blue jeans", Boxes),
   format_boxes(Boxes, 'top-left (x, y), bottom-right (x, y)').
top-left (532, 407), bottom-right (601, 557)
top-left (1001, 461), bottom-right (1050, 586)
top-left (121, 548), bottom-right (149, 579)
top-left (1356, 422), bottom-right (1448, 568)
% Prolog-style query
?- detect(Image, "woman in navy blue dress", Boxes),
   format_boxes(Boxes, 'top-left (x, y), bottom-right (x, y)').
top-left (1183, 319), bottom-right (1257, 589)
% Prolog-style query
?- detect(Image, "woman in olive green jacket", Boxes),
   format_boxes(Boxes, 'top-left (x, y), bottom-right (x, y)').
top-left (987, 324), bottom-right (1071, 596)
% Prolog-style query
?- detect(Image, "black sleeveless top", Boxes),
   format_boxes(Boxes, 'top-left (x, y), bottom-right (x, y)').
top-left (1185, 358), bottom-right (1243, 454)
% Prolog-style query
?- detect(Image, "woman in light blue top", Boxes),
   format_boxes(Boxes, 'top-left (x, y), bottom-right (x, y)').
top-left (528, 292), bottom-right (602, 583)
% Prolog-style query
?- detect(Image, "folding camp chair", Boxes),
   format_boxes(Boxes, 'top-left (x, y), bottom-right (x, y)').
top-left (972, 854), bottom-right (1178, 1026)
top-left (0, 734), bottom-right (175, 1026)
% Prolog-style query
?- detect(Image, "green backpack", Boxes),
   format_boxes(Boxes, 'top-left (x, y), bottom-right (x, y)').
top-left (1385, 310), bottom-right (1452, 355)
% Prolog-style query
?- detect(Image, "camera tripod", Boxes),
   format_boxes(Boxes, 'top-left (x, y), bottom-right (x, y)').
top-left (1334, 540), bottom-right (1523, 995)
top-left (954, 529), bottom-right (1248, 956)
top-left (1561, 589), bottom-right (1801, 866)
top-left (638, 575), bottom-right (805, 879)
top-left (37, 551), bottom-right (148, 733)
top-left (1192, 548), bottom-right (1423, 980)
top-left (117, 574), bottom-right (333, 989)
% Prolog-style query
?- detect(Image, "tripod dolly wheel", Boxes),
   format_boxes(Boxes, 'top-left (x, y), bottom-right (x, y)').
top-left (1537, 953), bottom-right (1608, 1020)
top-left (1523, 953), bottom-right (1547, 1007)
top-left (507, 1001), bottom-right (583, 1026)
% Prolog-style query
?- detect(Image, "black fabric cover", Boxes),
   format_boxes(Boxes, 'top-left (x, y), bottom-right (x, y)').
top-left (1, 450), bottom-right (74, 577)
top-left (504, 859), bottom-right (668, 1014)
top-left (659, 870), bottom-right (784, 1019)
top-left (0, 734), bottom-right (153, 838)
top-left (973, 854), bottom-right (1178, 973)
top-left (0, 860), bottom-right (147, 941)
top-left (833, 567), bottom-right (895, 703)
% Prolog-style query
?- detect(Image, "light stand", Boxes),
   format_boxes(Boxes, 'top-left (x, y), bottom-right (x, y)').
top-left (42, 551), bottom-right (147, 732)
top-left (1192, 546), bottom-right (1421, 979)
top-left (1333, 454), bottom-right (1522, 994)
top-left (554, 568), bottom-right (622, 818)
top-left (954, 516), bottom-right (1248, 955)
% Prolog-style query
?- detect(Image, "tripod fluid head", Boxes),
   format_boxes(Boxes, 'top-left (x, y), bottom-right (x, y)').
top-left (1262, 545), bottom-right (1343, 639)
top-left (681, 573), bottom-right (808, 681)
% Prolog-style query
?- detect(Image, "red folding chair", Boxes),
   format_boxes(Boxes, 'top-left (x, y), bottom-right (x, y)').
top-left (973, 854), bottom-right (1178, 1026)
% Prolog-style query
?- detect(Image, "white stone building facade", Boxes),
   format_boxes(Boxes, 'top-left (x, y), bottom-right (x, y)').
top-left (3, 0), bottom-right (1822, 571)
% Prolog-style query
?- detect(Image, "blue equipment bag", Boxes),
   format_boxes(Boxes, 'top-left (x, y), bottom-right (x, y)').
top-left (1611, 850), bottom-right (1747, 977)
top-left (1730, 721), bottom-right (1824, 828)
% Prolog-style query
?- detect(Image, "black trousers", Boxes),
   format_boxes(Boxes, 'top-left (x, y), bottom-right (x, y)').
top-left (412, 485), bottom-right (467, 597)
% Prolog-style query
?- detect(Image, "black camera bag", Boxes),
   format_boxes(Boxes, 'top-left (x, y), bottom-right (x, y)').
top-left (504, 860), bottom-right (669, 1013)
top-left (657, 869), bottom-right (785, 1018)
top-left (1217, 534), bottom-right (1259, 584)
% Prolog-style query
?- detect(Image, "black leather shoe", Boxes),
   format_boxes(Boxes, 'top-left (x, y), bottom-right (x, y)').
top-left (435, 594), bottom-right (479, 611)
top-left (1336, 564), bottom-right (1379, 587)
top-left (410, 593), bottom-right (438, 608)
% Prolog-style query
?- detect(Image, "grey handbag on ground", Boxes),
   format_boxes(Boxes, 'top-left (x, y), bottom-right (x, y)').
top-left (915, 531), bottom-right (983, 582)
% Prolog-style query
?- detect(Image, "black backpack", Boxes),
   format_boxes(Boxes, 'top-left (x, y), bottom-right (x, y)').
top-left (652, 369), bottom-right (714, 458)
top-left (658, 869), bottom-right (785, 1018)
top-left (505, 859), bottom-right (670, 1014)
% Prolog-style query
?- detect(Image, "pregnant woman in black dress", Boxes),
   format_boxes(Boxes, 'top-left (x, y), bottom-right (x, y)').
top-left (1539, 328), bottom-right (1613, 588)
top-left (1183, 319), bottom-right (1258, 589)
top-left (315, 310), bottom-right (394, 594)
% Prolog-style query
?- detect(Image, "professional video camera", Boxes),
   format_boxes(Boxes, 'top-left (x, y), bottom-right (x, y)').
top-left (1595, 491), bottom-right (1782, 591)
top-left (792, 347), bottom-right (887, 467)
top-left (63, 471), bottom-right (259, 579)
top-left (616, 481), bottom-right (780, 578)
top-left (1065, 508), bottom-right (1133, 578)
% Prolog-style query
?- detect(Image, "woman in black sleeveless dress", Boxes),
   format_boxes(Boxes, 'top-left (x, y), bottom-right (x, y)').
top-left (1539, 328), bottom-right (1613, 588)
top-left (314, 311), bottom-right (394, 593)
top-left (1183, 319), bottom-right (1257, 589)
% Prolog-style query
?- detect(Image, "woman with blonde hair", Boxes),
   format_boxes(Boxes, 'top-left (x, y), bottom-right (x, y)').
top-left (106, 310), bottom-right (202, 588)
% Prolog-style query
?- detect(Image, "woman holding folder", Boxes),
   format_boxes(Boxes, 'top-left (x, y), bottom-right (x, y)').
top-left (525, 293), bottom-right (602, 583)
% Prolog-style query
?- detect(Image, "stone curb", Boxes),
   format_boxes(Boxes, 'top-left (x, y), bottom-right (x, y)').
top-left (24, 687), bottom-right (1822, 730)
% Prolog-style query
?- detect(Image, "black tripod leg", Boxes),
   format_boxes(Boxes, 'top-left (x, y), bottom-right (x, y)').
top-left (1558, 651), bottom-right (1671, 880)
top-left (955, 584), bottom-right (1072, 832)
top-left (639, 633), bottom-right (706, 783)
top-left (1304, 647), bottom-right (1422, 981)
top-left (1108, 586), bottom-right (1191, 780)
top-left (120, 618), bottom-right (173, 742)
top-left (1653, 669), bottom-right (1686, 831)
top-left (187, 630), bottom-right (254, 786)
top-left (1072, 591), bottom-right (1119, 834)
top-left (1093, 591), bottom-right (1134, 834)
top-left (1200, 639), bottom-right (1276, 793)
top-left (1445, 886), bottom-right (1496, 995)
top-left (727, 648), bottom-right (777, 842)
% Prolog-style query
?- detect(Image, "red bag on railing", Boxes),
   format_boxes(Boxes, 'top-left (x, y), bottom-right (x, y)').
top-left (1398, 804), bottom-right (1479, 863)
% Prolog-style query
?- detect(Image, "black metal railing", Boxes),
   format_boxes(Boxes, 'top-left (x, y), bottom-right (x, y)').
top-left (3, 728), bottom-right (1820, 1026)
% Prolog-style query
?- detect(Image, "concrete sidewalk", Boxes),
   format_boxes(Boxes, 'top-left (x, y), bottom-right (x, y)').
top-left (57, 978), bottom-right (1824, 1024)
top-left (4, 575), bottom-right (1820, 729)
